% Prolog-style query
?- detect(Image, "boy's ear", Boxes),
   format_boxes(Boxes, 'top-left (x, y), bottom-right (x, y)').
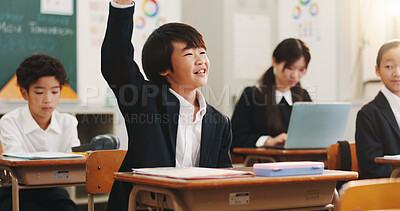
top-left (159, 69), bottom-right (172, 77)
top-left (20, 87), bottom-right (29, 101)
top-left (375, 65), bottom-right (381, 77)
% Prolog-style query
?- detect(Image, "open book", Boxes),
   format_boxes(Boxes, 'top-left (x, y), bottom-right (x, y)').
top-left (2, 152), bottom-right (85, 160)
top-left (132, 167), bottom-right (255, 180)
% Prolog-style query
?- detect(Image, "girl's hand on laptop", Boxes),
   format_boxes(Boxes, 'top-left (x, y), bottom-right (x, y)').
top-left (264, 133), bottom-right (287, 147)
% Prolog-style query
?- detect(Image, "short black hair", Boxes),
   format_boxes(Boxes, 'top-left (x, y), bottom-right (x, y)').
top-left (142, 22), bottom-right (206, 86)
top-left (16, 54), bottom-right (69, 91)
top-left (376, 39), bottom-right (400, 67)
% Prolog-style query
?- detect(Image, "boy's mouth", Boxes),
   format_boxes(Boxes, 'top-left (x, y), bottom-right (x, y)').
top-left (194, 69), bottom-right (206, 75)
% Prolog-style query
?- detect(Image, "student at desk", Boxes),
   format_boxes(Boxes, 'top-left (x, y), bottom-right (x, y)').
top-left (0, 54), bottom-right (80, 211)
top-left (101, 1), bottom-right (232, 210)
top-left (231, 38), bottom-right (311, 149)
top-left (356, 40), bottom-right (400, 179)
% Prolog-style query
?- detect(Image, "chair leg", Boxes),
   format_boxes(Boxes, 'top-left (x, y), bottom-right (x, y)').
top-left (88, 193), bottom-right (94, 211)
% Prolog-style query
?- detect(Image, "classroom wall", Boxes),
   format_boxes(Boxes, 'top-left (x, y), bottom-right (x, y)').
top-left (4, 0), bottom-right (395, 146)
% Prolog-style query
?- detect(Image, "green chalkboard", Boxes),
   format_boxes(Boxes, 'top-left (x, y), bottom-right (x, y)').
top-left (0, 0), bottom-right (76, 91)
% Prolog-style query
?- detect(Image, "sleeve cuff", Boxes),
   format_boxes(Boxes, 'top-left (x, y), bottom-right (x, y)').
top-left (111, 0), bottom-right (135, 8)
top-left (256, 135), bottom-right (270, 147)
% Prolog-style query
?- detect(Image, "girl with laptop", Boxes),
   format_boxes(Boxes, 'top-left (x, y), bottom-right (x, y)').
top-left (231, 38), bottom-right (312, 149)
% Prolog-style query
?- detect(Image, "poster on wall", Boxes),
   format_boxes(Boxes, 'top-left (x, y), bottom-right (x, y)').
top-left (280, 0), bottom-right (322, 43)
top-left (278, 0), bottom-right (337, 101)
top-left (133, 0), bottom-right (182, 69)
top-left (233, 14), bottom-right (271, 80)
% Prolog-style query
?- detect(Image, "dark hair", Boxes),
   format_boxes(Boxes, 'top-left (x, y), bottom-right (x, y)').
top-left (142, 22), bottom-right (206, 86)
top-left (16, 54), bottom-right (69, 91)
top-left (255, 38), bottom-right (311, 136)
top-left (376, 39), bottom-right (400, 67)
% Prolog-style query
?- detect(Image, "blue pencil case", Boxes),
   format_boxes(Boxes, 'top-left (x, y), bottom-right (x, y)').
top-left (253, 161), bottom-right (324, 177)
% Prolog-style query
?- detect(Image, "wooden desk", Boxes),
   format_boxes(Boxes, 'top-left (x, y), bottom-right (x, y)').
top-left (233, 148), bottom-right (328, 167)
top-left (114, 168), bottom-right (358, 211)
top-left (0, 157), bottom-right (86, 211)
top-left (375, 157), bottom-right (400, 177)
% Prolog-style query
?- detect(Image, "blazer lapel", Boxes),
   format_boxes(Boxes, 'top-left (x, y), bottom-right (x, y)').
top-left (159, 88), bottom-right (180, 156)
top-left (376, 92), bottom-right (400, 139)
top-left (199, 105), bottom-right (216, 166)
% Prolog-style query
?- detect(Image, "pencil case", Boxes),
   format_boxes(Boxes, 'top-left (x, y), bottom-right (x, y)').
top-left (253, 161), bottom-right (324, 177)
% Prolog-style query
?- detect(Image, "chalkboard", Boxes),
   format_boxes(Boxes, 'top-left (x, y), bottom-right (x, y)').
top-left (0, 0), bottom-right (77, 91)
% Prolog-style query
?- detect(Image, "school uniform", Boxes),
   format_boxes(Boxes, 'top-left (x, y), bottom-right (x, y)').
top-left (102, 4), bottom-right (232, 211)
top-left (355, 87), bottom-right (400, 179)
top-left (231, 85), bottom-right (311, 149)
top-left (0, 105), bottom-right (80, 211)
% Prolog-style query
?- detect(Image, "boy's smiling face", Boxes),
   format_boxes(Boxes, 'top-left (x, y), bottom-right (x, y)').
top-left (161, 41), bottom-right (209, 93)
top-left (376, 46), bottom-right (400, 97)
top-left (21, 76), bottom-right (61, 121)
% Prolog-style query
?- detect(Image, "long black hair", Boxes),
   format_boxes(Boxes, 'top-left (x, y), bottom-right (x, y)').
top-left (255, 38), bottom-right (311, 136)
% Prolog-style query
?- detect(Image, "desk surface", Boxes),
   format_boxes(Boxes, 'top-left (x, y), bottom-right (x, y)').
top-left (114, 169), bottom-right (358, 189)
top-left (0, 157), bottom-right (86, 167)
top-left (233, 148), bottom-right (327, 156)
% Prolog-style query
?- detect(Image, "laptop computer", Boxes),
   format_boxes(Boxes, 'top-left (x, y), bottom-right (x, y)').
top-left (268, 102), bottom-right (351, 149)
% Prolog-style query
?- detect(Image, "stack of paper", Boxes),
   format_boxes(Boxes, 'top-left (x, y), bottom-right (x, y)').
top-left (383, 154), bottom-right (400, 159)
top-left (132, 167), bottom-right (255, 180)
top-left (2, 152), bottom-right (85, 160)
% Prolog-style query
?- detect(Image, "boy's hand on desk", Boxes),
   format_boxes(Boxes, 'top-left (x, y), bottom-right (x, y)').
top-left (264, 133), bottom-right (287, 147)
top-left (116, 0), bottom-right (134, 5)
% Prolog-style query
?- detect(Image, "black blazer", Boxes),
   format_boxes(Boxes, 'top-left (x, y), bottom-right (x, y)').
top-left (355, 91), bottom-right (400, 179)
top-left (231, 86), bottom-right (311, 149)
top-left (101, 5), bottom-right (232, 211)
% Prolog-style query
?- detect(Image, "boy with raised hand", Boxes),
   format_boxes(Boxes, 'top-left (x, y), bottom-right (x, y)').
top-left (102, 1), bottom-right (232, 210)
top-left (0, 54), bottom-right (79, 210)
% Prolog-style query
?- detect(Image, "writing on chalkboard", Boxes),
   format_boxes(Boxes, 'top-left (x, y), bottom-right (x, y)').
top-left (0, 0), bottom-right (77, 92)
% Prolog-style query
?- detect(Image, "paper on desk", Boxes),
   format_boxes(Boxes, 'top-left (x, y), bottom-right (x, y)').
top-left (383, 154), bottom-right (400, 159)
top-left (132, 167), bottom-right (255, 180)
top-left (2, 152), bottom-right (84, 160)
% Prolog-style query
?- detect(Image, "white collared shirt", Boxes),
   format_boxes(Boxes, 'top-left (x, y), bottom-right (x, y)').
top-left (381, 85), bottom-right (400, 129)
top-left (169, 88), bottom-right (206, 167)
top-left (0, 105), bottom-right (80, 153)
top-left (275, 89), bottom-right (293, 106)
top-left (255, 89), bottom-right (293, 147)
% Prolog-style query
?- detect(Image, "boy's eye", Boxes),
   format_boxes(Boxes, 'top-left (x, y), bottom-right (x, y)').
top-left (184, 53), bottom-right (193, 56)
top-left (385, 65), bottom-right (393, 69)
top-left (52, 91), bottom-right (59, 94)
top-left (34, 92), bottom-right (43, 95)
top-left (200, 51), bottom-right (206, 54)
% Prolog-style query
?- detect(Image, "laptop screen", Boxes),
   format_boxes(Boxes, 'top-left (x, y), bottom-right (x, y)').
top-left (283, 102), bottom-right (351, 149)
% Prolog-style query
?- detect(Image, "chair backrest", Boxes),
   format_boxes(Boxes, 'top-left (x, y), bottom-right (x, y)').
top-left (327, 141), bottom-right (359, 172)
top-left (86, 149), bottom-right (126, 194)
top-left (338, 178), bottom-right (400, 211)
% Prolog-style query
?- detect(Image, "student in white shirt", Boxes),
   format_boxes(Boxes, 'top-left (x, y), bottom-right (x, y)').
top-left (231, 38), bottom-right (312, 149)
top-left (356, 40), bottom-right (400, 179)
top-left (0, 54), bottom-right (80, 211)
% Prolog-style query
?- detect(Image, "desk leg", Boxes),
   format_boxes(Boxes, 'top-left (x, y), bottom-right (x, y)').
top-left (128, 185), bottom-right (187, 211)
top-left (11, 175), bottom-right (19, 211)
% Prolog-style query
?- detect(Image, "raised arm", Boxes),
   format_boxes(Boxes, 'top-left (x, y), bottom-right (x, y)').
top-left (101, 2), bottom-right (144, 92)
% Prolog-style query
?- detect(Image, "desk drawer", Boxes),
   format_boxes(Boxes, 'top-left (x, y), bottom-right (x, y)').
top-left (137, 181), bottom-right (336, 211)
top-left (14, 164), bottom-right (85, 185)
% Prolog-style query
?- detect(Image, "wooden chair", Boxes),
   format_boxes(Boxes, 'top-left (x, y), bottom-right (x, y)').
top-left (86, 149), bottom-right (126, 211)
top-left (327, 141), bottom-right (359, 172)
top-left (338, 178), bottom-right (400, 211)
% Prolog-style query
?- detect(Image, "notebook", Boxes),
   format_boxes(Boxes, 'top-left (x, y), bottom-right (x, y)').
top-left (268, 102), bottom-right (351, 149)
